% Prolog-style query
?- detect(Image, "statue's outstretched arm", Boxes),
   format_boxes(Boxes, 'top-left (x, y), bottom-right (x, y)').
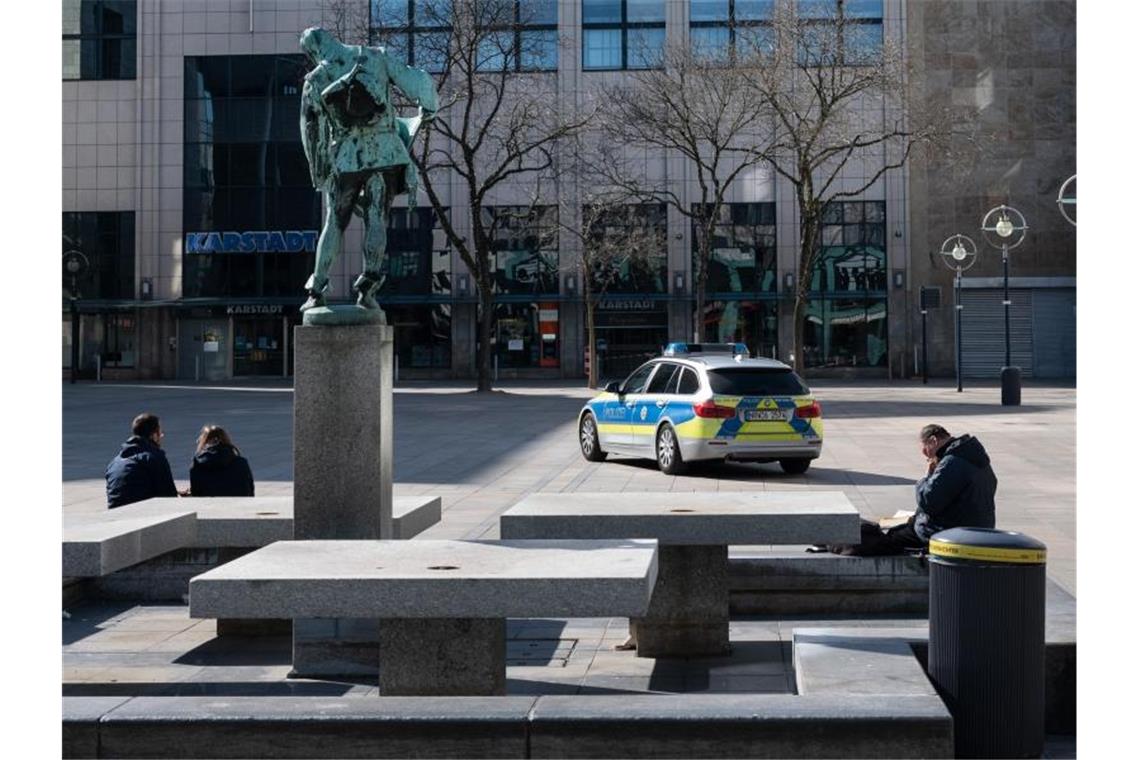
top-left (386, 55), bottom-right (439, 117)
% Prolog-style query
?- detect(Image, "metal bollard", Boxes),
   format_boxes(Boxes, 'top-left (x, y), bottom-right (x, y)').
top-left (927, 527), bottom-right (1046, 758)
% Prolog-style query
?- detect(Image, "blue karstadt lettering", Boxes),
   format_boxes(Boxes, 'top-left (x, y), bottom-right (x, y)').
top-left (184, 230), bottom-right (319, 254)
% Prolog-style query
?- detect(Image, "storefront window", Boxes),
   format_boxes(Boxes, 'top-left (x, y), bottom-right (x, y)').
top-left (494, 302), bottom-right (560, 368)
top-left (484, 206), bottom-right (559, 295)
top-left (701, 300), bottom-right (778, 358)
top-left (381, 207), bottom-right (451, 297)
top-left (100, 314), bottom-right (137, 367)
top-left (804, 200), bottom-right (887, 367)
top-left (233, 317), bottom-right (284, 376)
top-left (385, 304), bottom-right (452, 368)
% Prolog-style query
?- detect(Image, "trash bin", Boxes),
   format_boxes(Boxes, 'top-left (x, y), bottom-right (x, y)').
top-left (927, 527), bottom-right (1046, 758)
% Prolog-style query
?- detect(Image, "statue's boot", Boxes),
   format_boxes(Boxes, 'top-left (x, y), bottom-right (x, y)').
top-left (353, 271), bottom-right (383, 310)
top-left (301, 274), bottom-right (328, 312)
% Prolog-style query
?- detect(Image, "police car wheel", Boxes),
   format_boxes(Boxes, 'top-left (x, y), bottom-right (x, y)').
top-left (656, 424), bottom-right (687, 475)
top-left (779, 458), bottom-right (812, 475)
top-left (580, 414), bottom-right (607, 462)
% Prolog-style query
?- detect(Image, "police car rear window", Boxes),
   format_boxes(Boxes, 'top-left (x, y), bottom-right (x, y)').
top-left (706, 368), bottom-right (809, 396)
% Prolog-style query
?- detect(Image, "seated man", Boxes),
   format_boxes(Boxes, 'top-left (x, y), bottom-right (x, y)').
top-left (105, 413), bottom-right (179, 509)
top-left (822, 423), bottom-right (998, 556)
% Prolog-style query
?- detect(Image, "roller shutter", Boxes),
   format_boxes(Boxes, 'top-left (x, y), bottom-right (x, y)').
top-left (960, 289), bottom-right (1033, 379)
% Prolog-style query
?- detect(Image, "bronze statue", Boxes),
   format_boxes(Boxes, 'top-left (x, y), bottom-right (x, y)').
top-left (298, 27), bottom-right (439, 314)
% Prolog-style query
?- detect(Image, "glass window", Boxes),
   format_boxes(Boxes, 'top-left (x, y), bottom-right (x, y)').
top-left (381, 208), bottom-right (452, 297)
top-left (690, 0), bottom-right (773, 60)
top-left (586, 203), bottom-right (667, 294)
top-left (676, 368), bottom-right (700, 394)
top-left (384, 304), bottom-right (452, 368)
top-left (582, 0), bottom-right (665, 70)
top-left (701, 300), bottom-right (779, 359)
top-left (695, 203), bottom-right (777, 294)
top-left (493, 302), bottom-right (559, 368)
top-left (707, 368), bottom-right (809, 396)
top-left (373, 1), bottom-right (555, 73)
top-left (798, 0), bottom-right (883, 65)
top-left (627, 27), bottom-right (665, 68)
top-left (805, 200), bottom-right (887, 367)
top-left (183, 55), bottom-right (319, 299)
top-left (646, 363), bottom-right (679, 394)
top-left (63, 1), bottom-right (137, 80)
top-left (63, 212), bottom-right (135, 300)
top-left (484, 206), bottom-right (559, 295)
top-left (621, 362), bottom-right (656, 394)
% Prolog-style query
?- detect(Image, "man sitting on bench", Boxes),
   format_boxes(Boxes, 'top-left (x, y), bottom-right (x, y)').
top-left (819, 423), bottom-right (998, 556)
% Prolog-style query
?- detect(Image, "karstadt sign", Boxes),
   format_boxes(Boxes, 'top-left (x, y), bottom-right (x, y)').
top-left (185, 230), bottom-right (319, 254)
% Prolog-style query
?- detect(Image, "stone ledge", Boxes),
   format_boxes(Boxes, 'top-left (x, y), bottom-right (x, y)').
top-left (63, 511), bottom-right (198, 577)
top-left (63, 694), bottom-right (952, 759)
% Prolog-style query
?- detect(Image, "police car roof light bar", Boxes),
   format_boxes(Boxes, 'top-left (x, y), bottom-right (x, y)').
top-left (663, 342), bottom-right (749, 358)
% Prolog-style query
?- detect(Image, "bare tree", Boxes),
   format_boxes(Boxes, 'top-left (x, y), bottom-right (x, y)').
top-left (743, 0), bottom-right (972, 370)
top-left (594, 39), bottom-right (771, 343)
top-left (377, 0), bottom-right (591, 391)
top-left (320, 0), bottom-right (371, 45)
top-left (556, 187), bottom-right (665, 388)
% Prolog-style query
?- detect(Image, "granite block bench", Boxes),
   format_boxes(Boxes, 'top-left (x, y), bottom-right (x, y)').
top-left (500, 492), bottom-right (859, 657)
top-left (62, 494), bottom-right (442, 581)
top-left (189, 539), bottom-right (658, 695)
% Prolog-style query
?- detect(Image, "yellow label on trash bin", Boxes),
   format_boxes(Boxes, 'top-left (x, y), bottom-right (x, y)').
top-left (928, 539), bottom-right (1046, 564)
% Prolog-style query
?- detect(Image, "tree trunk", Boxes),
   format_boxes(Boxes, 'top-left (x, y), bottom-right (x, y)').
top-left (476, 276), bottom-right (494, 392)
top-left (586, 298), bottom-right (597, 389)
top-left (794, 206), bottom-right (821, 373)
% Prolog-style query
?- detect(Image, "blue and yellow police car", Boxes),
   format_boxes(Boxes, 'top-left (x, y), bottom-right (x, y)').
top-left (577, 343), bottom-right (823, 474)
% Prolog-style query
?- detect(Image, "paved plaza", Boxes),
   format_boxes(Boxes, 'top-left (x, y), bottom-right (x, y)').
top-left (64, 378), bottom-right (1076, 595)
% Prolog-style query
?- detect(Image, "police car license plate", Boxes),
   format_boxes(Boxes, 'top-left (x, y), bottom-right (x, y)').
top-left (745, 409), bottom-right (787, 422)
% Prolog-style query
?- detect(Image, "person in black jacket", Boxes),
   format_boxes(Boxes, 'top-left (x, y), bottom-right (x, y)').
top-left (106, 413), bottom-right (179, 508)
top-left (820, 424), bottom-right (998, 556)
top-left (189, 425), bottom-right (255, 497)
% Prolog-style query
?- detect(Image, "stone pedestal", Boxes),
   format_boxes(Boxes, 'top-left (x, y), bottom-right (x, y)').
top-left (378, 618), bottom-right (506, 696)
top-left (629, 545), bottom-right (730, 657)
top-left (292, 322), bottom-right (393, 677)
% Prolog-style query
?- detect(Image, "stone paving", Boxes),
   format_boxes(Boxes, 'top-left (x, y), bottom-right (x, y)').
top-left (64, 378), bottom-right (1076, 594)
top-left (61, 378), bottom-right (1076, 756)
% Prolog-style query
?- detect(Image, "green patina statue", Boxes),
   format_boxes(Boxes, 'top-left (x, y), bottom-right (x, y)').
top-left (298, 27), bottom-right (439, 318)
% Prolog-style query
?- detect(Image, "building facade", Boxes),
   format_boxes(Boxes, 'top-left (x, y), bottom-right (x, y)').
top-left (62, 0), bottom-right (1076, 382)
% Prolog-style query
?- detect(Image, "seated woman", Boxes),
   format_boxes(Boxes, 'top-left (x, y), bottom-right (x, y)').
top-left (188, 425), bottom-right (255, 497)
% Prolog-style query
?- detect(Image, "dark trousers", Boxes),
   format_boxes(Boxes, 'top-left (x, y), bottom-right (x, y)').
top-left (830, 517), bottom-right (926, 556)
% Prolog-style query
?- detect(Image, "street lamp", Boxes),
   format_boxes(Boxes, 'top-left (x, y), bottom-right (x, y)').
top-left (1057, 174), bottom-right (1076, 227)
top-left (981, 204), bottom-right (1028, 406)
top-left (939, 234), bottom-right (978, 393)
top-left (63, 250), bottom-right (89, 385)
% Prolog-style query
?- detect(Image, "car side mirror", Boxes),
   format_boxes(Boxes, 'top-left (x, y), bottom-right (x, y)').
top-left (604, 381), bottom-right (622, 394)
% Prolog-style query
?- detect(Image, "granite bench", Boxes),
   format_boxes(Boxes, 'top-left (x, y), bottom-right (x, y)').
top-left (500, 492), bottom-right (860, 657)
top-left (189, 539), bottom-right (659, 695)
top-left (62, 494), bottom-right (442, 580)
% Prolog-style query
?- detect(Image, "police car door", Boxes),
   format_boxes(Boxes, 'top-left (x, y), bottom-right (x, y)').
top-left (608, 362), bottom-right (655, 448)
top-left (632, 362), bottom-right (681, 452)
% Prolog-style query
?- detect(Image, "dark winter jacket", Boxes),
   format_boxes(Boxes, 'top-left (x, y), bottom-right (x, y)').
top-left (914, 434), bottom-right (998, 541)
top-left (189, 444), bottom-right (255, 497)
top-left (105, 436), bottom-right (179, 508)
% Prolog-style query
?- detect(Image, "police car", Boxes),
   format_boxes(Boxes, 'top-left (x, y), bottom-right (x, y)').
top-left (578, 343), bottom-right (823, 475)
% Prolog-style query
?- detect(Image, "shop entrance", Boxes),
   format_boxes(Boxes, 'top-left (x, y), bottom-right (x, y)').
top-left (593, 300), bottom-right (669, 380)
top-left (234, 317), bottom-right (285, 376)
top-left (178, 319), bottom-right (230, 381)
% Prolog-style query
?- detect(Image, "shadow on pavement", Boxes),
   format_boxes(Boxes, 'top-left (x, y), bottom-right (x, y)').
top-left (819, 399), bottom-right (1056, 419)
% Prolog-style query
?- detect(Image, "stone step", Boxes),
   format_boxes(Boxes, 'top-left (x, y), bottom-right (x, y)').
top-left (63, 511), bottom-right (197, 577)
